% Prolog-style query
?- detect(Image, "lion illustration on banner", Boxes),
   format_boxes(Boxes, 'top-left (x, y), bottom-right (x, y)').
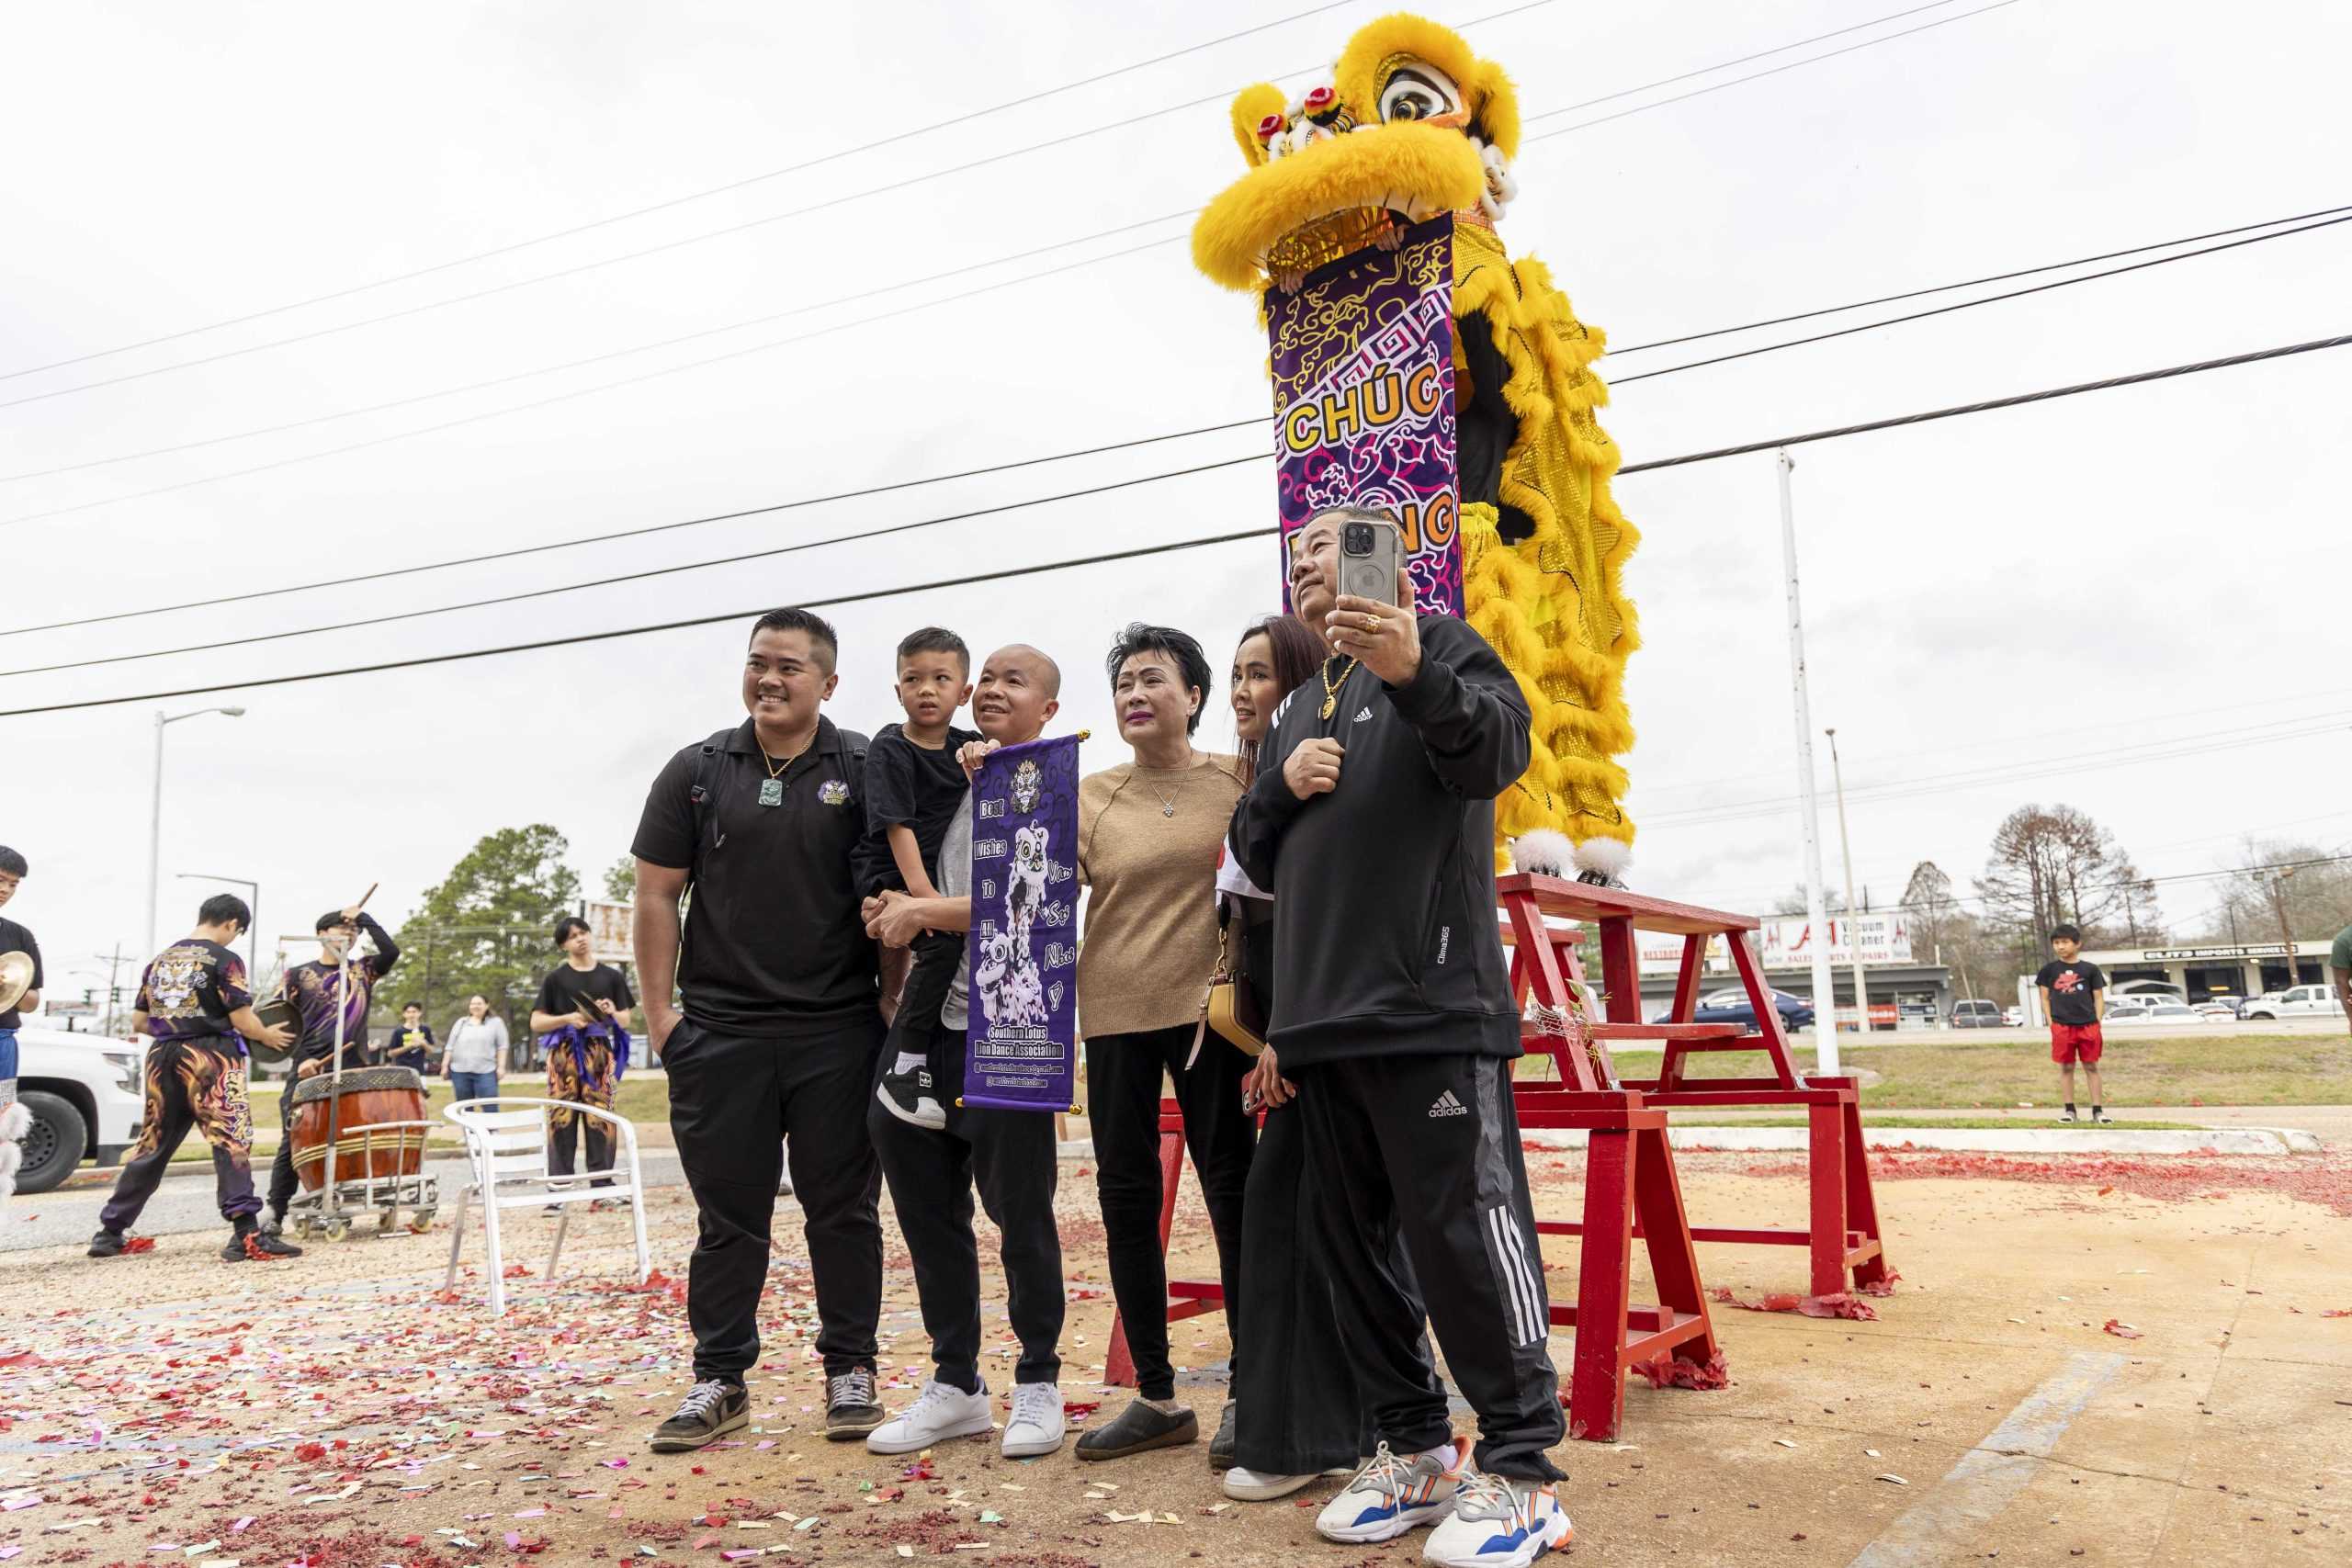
top-left (1192, 11), bottom-right (1640, 880)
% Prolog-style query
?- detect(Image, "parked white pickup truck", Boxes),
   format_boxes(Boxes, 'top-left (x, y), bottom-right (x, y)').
top-left (11, 1027), bottom-right (146, 1195)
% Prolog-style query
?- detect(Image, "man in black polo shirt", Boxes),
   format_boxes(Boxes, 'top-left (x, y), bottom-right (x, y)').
top-left (632, 607), bottom-right (889, 1453)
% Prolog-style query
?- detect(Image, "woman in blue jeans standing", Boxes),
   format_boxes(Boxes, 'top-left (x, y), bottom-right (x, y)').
top-left (443, 993), bottom-right (508, 1107)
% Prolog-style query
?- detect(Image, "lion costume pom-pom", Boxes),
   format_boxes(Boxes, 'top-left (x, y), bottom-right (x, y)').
top-left (1193, 11), bottom-right (1641, 871)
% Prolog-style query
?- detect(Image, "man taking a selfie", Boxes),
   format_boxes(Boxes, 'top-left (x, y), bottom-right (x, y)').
top-left (1229, 506), bottom-right (1572, 1566)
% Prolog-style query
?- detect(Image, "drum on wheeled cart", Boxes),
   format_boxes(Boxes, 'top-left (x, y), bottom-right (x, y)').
top-left (284, 1065), bottom-right (439, 1240)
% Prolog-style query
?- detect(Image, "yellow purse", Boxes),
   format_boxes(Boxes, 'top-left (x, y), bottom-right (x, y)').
top-left (1201, 901), bottom-right (1267, 1058)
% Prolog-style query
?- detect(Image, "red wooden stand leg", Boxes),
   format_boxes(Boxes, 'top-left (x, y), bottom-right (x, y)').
top-left (1567, 1126), bottom-right (1636, 1441)
top-left (1633, 1125), bottom-right (1720, 1370)
top-left (1807, 1101), bottom-right (1849, 1297)
top-left (1102, 1126), bottom-right (1189, 1389)
top-left (1843, 1094), bottom-right (1890, 1291)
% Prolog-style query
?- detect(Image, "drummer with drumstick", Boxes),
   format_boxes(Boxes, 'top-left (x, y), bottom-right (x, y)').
top-left (530, 915), bottom-right (636, 1206)
top-left (261, 894), bottom-right (400, 1235)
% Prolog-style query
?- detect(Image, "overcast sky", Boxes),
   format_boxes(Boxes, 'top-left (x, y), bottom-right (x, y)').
top-left (5, 0), bottom-right (2347, 1000)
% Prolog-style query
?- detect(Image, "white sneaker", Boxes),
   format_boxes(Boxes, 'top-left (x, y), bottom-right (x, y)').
top-left (1224, 1464), bottom-right (1317, 1501)
top-left (1422, 1470), bottom-right (1573, 1567)
top-left (1001, 1382), bottom-right (1066, 1458)
top-left (1315, 1437), bottom-right (1467, 1544)
top-left (865, 1378), bottom-right (993, 1454)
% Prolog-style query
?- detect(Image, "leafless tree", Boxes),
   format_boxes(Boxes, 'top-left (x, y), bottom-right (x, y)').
top-left (1974, 804), bottom-right (2161, 962)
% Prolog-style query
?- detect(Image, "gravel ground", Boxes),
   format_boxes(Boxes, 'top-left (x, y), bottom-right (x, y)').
top-left (0, 1144), bottom-right (2345, 1565)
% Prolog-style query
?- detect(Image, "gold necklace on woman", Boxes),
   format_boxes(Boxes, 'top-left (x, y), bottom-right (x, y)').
top-left (1319, 654), bottom-right (1360, 720)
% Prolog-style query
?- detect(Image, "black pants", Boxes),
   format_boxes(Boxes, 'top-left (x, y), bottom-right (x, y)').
top-left (870, 1021), bottom-right (1064, 1393)
top-left (265, 1072), bottom-right (302, 1215)
top-left (882, 931), bottom-right (963, 1066)
top-left (1085, 1024), bottom-right (1255, 1402)
top-left (1231, 1096), bottom-right (1442, 1474)
top-left (1295, 1052), bottom-right (1566, 1482)
top-left (664, 1012), bottom-right (885, 1384)
top-left (546, 1111), bottom-right (615, 1188)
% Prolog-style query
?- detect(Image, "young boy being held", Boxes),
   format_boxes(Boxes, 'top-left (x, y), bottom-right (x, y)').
top-left (2037, 923), bottom-right (2109, 1124)
top-left (869, 627), bottom-right (980, 1131)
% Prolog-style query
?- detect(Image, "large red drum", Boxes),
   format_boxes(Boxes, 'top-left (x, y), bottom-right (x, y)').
top-left (289, 1066), bottom-right (428, 1190)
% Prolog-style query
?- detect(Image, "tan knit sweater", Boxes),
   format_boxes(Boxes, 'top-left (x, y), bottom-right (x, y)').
top-left (1076, 752), bottom-right (1247, 1038)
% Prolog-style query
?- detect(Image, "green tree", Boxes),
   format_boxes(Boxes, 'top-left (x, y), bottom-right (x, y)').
top-left (602, 855), bottom-right (637, 901)
top-left (386, 825), bottom-right (582, 1043)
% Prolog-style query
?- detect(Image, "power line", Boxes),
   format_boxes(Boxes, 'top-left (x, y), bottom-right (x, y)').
top-left (0, 2), bottom-right (1554, 408)
top-left (10, 199), bottom-right (2338, 628)
top-left (1645, 715), bottom-right (2352, 828)
top-left (0, 421), bottom-right (1261, 639)
top-left (6, 325), bottom-right (2347, 717)
top-left (1623, 329), bottom-right (2352, 473)
top-left (1523, 0), bottom-right (2019, 144)
top-left (0, 525), bottom-right (1283, 719)
top-left (0, 0), bottom-right (1370, 387)
top-left (0, 452), bottom-right (1265, 678)
top-left (1611, 211), bottom-right (2352, 386)
top-left (0, 0), bottom-right (1966, 425)
top-left (20, 197), bottom-right (2342, 492)
top-left (1606, 202), bottom-right (2352, 358)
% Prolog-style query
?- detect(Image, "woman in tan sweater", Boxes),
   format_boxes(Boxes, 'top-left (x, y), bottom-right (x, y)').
top-left (1072, 624), bottom-right (1256, 1464)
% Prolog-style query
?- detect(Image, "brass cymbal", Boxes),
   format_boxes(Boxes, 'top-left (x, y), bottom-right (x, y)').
top-left (0, 951), bottom-right (33, 1015)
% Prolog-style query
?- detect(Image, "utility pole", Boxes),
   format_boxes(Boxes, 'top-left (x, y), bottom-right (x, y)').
top-left (1825, 728), bottom-right (1870, 1037)
top-left (1777, 450), bottom-right (1839, 1075)
top-left (2270, 866), bottom-right (2301, 988)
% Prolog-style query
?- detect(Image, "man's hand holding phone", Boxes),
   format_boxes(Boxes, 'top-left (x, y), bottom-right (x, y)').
top-left (1284, 738), bottom-right (1344, 800)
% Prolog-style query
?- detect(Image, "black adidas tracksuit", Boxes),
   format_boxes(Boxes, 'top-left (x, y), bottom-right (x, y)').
top-left (1229, 614), bottom-right (1565, 1483)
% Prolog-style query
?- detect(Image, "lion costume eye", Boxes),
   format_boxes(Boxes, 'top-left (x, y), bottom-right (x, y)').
top-left (1378, 61), bottom-right (1460, 124)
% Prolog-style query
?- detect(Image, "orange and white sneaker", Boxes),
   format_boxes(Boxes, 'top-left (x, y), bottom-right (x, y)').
top-left (1314, 1436), bottom-right (1469, 1544)
top-left (1422, 1470), bottom-right (1573, 1566)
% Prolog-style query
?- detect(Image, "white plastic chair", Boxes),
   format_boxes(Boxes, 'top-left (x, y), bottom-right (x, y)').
top-left (441, 1097), bottom-right (650, 1314)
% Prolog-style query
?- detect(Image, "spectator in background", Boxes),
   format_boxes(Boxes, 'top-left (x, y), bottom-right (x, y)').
top-left (2330, 919), bottom-right (2352, 1038)
top-left (0, 846), bottom-right (42, 1200)
top-left (387, 1001), bottom-right (436, 1074)
top-left (444, 993), bottom-right (507, 1108)
top-left (2037, 923), bottom-right (2109, 1124)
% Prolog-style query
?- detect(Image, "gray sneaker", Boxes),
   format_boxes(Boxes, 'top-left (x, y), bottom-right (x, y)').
top-left (650, 1380), bottom-right (749, 1452)
top-left (1312, 1438), bottom-right (1465, 1543)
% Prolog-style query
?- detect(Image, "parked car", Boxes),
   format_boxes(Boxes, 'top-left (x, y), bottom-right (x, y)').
top-left (2139, 1002), bottom-right (2199, 1022)
top-left (1897, 999), bottom-right (1937, 1022)
top-left (2002, 1005), bottom-right (2027, 1027)
top-left (2104, 999), bottom-right (2156, 1023)
top-left (2111, 981), bottom-right (2187, 1003)
top-left (1689, 987), bottom-right (1815, 1032)
top-left (10, 1027), bottom-right (146, 1196)
top-left (1950, 999), bottom-right (2005, 1028)
top-left (2192, 998), bottom-right (2240, 1021)
top-left (2240, 984), bottom-right (2338, 1021)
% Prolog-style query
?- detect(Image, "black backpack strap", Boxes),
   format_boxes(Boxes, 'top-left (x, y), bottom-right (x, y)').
top-left (686, 727), bottom-right (737, 865)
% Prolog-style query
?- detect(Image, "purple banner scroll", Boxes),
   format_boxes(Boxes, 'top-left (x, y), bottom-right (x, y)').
top-left (961, 732), bottom-right (1081, 1112)
top-left (1265, 213), bottom-right (1461, 615)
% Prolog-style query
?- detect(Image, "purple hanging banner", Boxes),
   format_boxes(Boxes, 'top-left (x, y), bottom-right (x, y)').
top-left (1266, 213), bottom-right (1461, 615)
top-left (961, 732), bottom-right (1082, 1112)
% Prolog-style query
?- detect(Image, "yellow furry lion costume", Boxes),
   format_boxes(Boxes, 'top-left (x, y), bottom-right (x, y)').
top-left (1193, 12), bottom-right (1638, 876)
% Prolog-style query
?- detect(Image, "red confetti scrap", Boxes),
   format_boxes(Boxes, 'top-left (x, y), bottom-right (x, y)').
top-left (122, 1235), bottom-right (158, 1253)
top-left (2102, 1318), bottom-right (2144, 1339)
top-left (503, 1263), bottom-right (533, 1278)
top-left (2321, 1308), bottom-right (2350, 1318)
top-left (1632, 1351), bottom-right (1730, 1390)
top-left (1709, 1285), bottom-right (1878, 1321)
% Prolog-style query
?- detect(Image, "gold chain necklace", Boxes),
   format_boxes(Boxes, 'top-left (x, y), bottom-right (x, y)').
top-left (1318, 654), bottom-right (1360, 720)
top-left (756, 734), bottom-right (813, 807)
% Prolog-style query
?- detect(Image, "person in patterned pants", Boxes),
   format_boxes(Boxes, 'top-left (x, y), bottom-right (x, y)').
top-left (91, 895), bottom-right (299, 1262)
top-left (530, 917), bottom-right (636, 1200)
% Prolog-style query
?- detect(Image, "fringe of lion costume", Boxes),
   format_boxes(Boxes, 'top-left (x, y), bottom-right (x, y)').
top-left (1193, 12), bottom-right (1638, 877)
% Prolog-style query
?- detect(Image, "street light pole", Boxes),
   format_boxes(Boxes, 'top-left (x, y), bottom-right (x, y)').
top-left (144, 705), bottom-right (245, 954)
top-left (1777, 450), bottom-right (1840, 1076)
top-left (1825, 728), bottom-right (1870, 1036)
top-left (2270, 866), bottom-right (2301, 988)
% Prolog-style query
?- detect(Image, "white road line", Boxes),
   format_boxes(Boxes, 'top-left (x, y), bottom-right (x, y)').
top-left (1848, 1349), bottom-right (2126, 1567)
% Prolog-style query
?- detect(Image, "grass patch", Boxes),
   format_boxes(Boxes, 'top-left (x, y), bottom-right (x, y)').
top-left (1668, 1032), bottom-right (2350, 1110)
top-left (1669, 1114), bottom-right (2206, 1132)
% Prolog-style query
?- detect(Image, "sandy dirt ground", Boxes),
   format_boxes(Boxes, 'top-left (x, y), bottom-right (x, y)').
top-left (2, 1143), bottom-right (2346, 1567)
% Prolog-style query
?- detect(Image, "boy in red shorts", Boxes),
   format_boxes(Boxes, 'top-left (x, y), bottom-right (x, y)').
top-left (2036, 923), bottom-right (2109, 1124)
